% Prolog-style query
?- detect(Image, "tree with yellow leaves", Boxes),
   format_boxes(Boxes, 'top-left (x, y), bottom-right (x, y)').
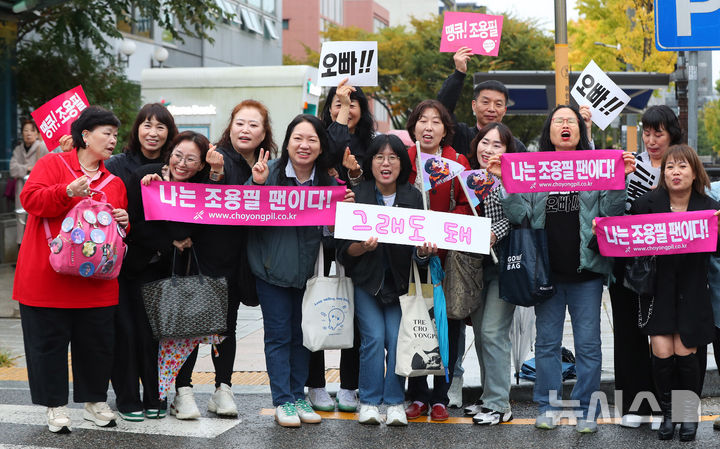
top-left (568, 0), bottom-right (676, 73)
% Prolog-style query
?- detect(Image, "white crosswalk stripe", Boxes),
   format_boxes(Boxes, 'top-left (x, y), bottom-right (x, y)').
top-left (0, 404), bottom-right (240, 438)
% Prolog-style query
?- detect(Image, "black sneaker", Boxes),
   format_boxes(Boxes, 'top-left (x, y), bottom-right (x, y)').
top-left (473, 407), bottom-right (513, 425)
top-left (463, 399), bottom-right (484, 416)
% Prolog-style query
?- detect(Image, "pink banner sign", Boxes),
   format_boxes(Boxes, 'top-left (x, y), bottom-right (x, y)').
top-left (141, 182), bottom-right (347, 226)
top-left (439, 12), bottom-right (504, 56)
top-left (459, 169), bottom-right (499, 208)
top-left (419, 152), bottom-right (465, 191)
top-left (500, 150), bottom-right (625, 193)
top-left (595, 210), bottom-right (718, 257)
top-left (31, 85), bottom-right (89, 150)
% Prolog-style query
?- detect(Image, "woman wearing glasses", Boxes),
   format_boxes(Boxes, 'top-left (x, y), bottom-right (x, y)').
top-left (487, 105), bottom-right (635, 433)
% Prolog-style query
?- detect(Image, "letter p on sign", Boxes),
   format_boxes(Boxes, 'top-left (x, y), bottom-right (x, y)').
top-left (676, 0), bottom-right (720, 36)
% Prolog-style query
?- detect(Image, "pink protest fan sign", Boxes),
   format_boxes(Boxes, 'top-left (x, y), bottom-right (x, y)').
top-left (141, 182), bottom-right (347, 226)
top-left (596, 210), bottom-right (718, 257)
top-left (500, 150), bottom-right (625, 193)
top-left (439, 12), bottom-right (504, 56)
top-left (31, 85), bottom-right (89, 150)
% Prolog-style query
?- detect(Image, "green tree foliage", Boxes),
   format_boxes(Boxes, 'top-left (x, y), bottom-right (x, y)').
top-left (703, 79), bottom-right (720, 156)
top-left (11, 0), bottom-right (227, 149)
top-left (568, 0), bottom-right (676, 73)
top-left (289, 13), bottom-right (554, 140)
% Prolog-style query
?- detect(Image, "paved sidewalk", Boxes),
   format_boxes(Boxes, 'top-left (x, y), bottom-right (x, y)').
top-left (1, 262), bottom-right (718, 396)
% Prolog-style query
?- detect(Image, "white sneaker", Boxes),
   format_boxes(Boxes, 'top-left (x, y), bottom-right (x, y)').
top-left (620, 413), bottom-right (643, 428)
top-left (295, 398), bottom-right (322, 423)
top-left (307, 387), bottom-right (335, 411)
top-left (358, 404), bottom-right (382, 425)
top-left (275, 402), bottom-right (301, 427)
top-left (208, 383), bottom-right (239, 417)
top-left (447, 376), bottom-right (463, 408)
top-left (170, 386), bottom-right (201, 420)
top-left (464, 399), bottom-right (484, 416)
top-left (47, 406), bottom-right (71, 433)
top-left (385, 404), bottom-right (408, 426)
top-left (651, 416), bottom-right (661, 431)
top-left (336, 388), bottom-right (358, 412)
top-left (83, 402), bottom-right (116, 427)
top-left (473, 408), bottom-right (513, 425)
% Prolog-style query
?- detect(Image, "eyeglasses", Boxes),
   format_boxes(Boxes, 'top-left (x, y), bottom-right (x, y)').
top-left (551, 117), bottom-right (578, 125)
top-left (171, 152), bottom-right (201, 166)
top-left (373, 154), bottom-right (400, 163)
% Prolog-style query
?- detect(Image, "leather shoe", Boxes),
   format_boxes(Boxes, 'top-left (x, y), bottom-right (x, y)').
top-left (404, 402), bottom-right (428, 419)
top-left (430, 404), bottom-right (449, 421)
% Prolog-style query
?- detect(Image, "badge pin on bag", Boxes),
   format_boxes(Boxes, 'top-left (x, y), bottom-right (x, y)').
top-left (302, 243), bottom-right (354, 352)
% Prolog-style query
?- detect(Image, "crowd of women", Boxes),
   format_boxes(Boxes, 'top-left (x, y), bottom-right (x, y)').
top-left (12, 47), bottom-right (720, 441)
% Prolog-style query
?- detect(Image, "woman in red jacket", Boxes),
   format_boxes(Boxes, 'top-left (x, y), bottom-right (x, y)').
top-left (14, 106), bottom-right (129, 434)
top-left (404, 99), bottom-right (471, 421)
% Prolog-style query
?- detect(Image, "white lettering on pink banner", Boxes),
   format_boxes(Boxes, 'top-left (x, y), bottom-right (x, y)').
top-left (141, 182), bottom-right (347, 226)
top-left (500, 150), bottom-right (625, 193)
top-left (595, 210), bottom-right (718, 257)
top-left (334, 202), bottom-right (491, 254)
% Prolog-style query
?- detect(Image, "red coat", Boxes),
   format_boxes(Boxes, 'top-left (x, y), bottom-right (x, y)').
top-left (407, 145), bottom-right (472, 216)
top-left (13, 149), bottom-right (128, 308)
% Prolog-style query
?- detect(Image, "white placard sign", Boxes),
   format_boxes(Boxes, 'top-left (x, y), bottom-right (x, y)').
top-left (318, 41), bottom-right (378, 87)
top-left (571, 60), bottom-right (631, 130)
top-left (334, 202), bottom-right (492, 255)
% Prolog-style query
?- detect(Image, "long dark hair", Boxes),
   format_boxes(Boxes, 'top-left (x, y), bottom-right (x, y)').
top-left (361, 134), bottom-right (412, 185)
top-left (277, 115), bottom-right (333, 186)
top-left (320, 85), bottom-right (375, 150)
top-left (468, 122), bottom-right (517, 169)
top-left (124, 103), bottom-right (178, 160)
top-left (538, 104), bottom-right (591, 152)
top-left (216, 99), bottom-right (277, 159)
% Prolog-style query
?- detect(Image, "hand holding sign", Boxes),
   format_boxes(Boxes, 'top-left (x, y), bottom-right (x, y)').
top-left (440, 12), bottom-right (504, 56)
top-left (252, 148), bottom-right (270, 184)
top-left (453, 47), bottom-right (473, 73)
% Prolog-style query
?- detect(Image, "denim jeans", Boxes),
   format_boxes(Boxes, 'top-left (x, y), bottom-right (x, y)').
top-left (256, 278), bottom-right (309, 406)
top-left (533, 278), bottom-right (603, 420)
top-left (470, 266), bottom-right (515, 413)
top-left (354, 287), bottom-right (404, 406)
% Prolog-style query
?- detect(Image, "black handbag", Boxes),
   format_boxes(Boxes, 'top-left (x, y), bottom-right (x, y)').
top-left (623, 255), bottom-right (656, 298)
top-left (499, 219), bottom-right (555, 307)
top-left (142, 248), bottom-right (229, 339)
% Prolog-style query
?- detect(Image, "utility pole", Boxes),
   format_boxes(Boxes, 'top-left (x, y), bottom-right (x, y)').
top-left (554, 0), bottom-right (569, 106)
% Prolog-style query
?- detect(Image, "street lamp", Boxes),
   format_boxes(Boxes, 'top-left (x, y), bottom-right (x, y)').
top-left (152, 46), bottom-right (169, 68)
top-left (117, 39), bottom-right (136, 67)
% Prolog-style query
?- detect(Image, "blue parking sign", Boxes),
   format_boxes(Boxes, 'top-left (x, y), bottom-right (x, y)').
top-left (655, 0), bottom-right (720, 50)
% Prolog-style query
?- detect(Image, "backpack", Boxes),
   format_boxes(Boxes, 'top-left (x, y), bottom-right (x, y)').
top-left (43, 155), bottom-right (127, 280)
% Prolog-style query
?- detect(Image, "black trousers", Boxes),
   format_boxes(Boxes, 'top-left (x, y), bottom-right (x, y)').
top-left (306, 324), bottom-right (360, 390)
top-left (111, 274), bottom-right (164, 412)
top-left (176, 293), bottom-right (241, 389)
top-left (609, 281), bottom-right (656, 416)
top-left (20, 303), bottom-right (115, 407)
top-left (406, 318), bottom-right (461, 407)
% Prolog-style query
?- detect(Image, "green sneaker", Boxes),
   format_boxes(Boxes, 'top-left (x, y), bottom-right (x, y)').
top-left (144, 408), bottom-right (167, 419)
top-left (336, 388), bottom-right (358, 412)
top-left (119, 411), bottom-right (144, 422)
top-left (295, 399), bottom-right (322, 423)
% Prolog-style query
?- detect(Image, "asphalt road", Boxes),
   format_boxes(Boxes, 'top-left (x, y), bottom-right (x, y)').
top-left (3, 381), bottom-right (720, 449)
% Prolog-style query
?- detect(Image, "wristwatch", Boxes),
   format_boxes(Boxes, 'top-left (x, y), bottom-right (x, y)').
top-left (209, 170), bottom-right (224, 182)
top-left (66, 185), bottom-right (74, 197)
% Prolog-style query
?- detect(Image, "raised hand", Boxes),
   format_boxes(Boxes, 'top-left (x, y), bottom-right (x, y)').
top-left (342, 147), bottom-right (361, 178)
top-left (206, 144), bottom-right (224, 172)
top-left (453, 46), bottom-right (473, 73)
top-left (252, 148), bottom-right (270, 184)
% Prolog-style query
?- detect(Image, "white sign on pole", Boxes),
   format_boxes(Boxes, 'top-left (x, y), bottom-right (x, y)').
top-left (318, 41), bottom-right (378, 87)
top-left (570, 60), bottom-right (631, 130)
top-left (334, 202), bottom-right (492, 255)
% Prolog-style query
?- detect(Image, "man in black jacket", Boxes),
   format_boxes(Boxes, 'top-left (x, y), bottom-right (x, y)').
top-left (437, 47), bottom-right (528, 157)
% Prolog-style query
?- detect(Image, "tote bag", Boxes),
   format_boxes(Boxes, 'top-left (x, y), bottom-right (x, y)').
top-left (499, 219), bottom-right (555, 307)
top-left (395, 261), bottom-right (445, 377)
top-left (142, 248), bottom-right (228, 339)
top-left (302, 243), bottom-right (354, 351)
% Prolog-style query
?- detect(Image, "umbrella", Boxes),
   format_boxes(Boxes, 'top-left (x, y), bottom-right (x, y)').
top-left (509, 306), bottom-right (536, 384)
top-left (429, 255), bottom-right (450, 383)
top-left (157, 335), bottom-right (225, 400)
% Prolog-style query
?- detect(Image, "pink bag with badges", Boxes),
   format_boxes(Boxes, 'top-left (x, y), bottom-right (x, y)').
top-left (43, 156), bottom-right (127, 280)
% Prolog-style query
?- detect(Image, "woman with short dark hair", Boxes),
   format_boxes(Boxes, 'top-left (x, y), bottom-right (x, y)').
top-left (14, 106), bottom-right (128, 433)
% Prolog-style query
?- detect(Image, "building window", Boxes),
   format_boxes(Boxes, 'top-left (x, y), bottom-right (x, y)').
top-left (373, 17), bottom-right (387, 33)
top-left (117, 6), bottom-right (154, 39)
top-left (320, 0), bottom-right (342, 24)
top-left (264, 17), bottom-right (279, 40)
top-left (282, 19), bottom-right (289, 30)
top-left (240, 6), bottom-right (263, 34)
top-left (262, 0), bottom-right (275, 14)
